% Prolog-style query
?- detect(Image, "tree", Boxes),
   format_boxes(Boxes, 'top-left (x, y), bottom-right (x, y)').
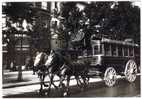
top-left (84, 1), bottom-right (140, 44)
top-left (31, 9), bottom-right (51, 52)
top-left (59, 1), bottom-right (140, 51)
top-left (2, 2), bottom-right (34, 81)
top-left (3, 2), bottom-right (34, 66)
top-left (59, 2), bottom-right (85, 49)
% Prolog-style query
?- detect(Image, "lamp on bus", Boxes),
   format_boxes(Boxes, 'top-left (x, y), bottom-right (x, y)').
top-left (124, 38), bottom-right (134, 43)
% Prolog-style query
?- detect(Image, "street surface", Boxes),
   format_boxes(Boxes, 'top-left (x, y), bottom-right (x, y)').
top-left (3, 70), bottom-right (140, 98)
top-left (72, 76), bottom-right (140, 97)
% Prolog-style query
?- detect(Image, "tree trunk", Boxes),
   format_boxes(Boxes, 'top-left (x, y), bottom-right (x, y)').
top-left (17, 34), bottom-right (23, 81)
top-left (17, 65), bottom-right (23, 81)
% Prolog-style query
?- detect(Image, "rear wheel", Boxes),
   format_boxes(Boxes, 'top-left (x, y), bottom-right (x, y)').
top-left (104, 67), bottom-right (117, 87)
top-left (124, 60), bottom-right (137, 82)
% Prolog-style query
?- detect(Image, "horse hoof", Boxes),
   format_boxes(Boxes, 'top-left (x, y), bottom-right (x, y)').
top-left (45, 92), bottom-right (49, 96)
top-left (60, 83), bottom-right (65, 88)
top-left (62, 84), bottom-right (65, 88)
top-left (63, 92), bottom-right (68, 97)
top-left (39, 91), bottom-right (46, 96)
top-left (39, 89), bottom-right (42, 93)
top-left (38, 89), bottom-right (44, 94)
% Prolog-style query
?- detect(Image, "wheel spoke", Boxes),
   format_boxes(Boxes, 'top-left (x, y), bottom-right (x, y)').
top-left (109, 79), bottom-right (112, 85)
top-left (125, 60), bottom-right (137, 82)
top-left (104, 67), bottom-right (116, 87)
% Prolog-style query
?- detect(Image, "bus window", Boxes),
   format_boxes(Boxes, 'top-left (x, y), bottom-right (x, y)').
top-left (104, 44), bottom-right (111, 56)
top-left (129, 48), bottom-right (134, 56)
top-left (87, 49), bottom-right (92, 56)
top-left (112, 45), bottom-right (117, 56)
top-left (83, 50), bottom-right (87, 56)
top-left (93, 45), bottom-right (101, 55)
top-left (118, 46), bottom-right (123, 56)
top-left (134, 47), bottom-right (140, 57)
top-left (124, 47), bottom-right (128, 56)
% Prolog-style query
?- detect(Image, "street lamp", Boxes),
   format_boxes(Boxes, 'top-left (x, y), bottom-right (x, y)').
top-left (17, 19), bottom-right (28, 81)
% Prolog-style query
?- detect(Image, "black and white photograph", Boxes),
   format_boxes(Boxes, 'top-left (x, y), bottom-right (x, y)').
top-left (2, 1), bottom-right (141, 98)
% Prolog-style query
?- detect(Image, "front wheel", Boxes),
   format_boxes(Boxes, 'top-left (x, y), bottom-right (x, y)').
top-left (104, 67), bottom-right (117, 87)
top-left (124, 60), bottom-right (137, 83)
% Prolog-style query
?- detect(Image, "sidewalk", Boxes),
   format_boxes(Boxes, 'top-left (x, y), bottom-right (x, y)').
top-left (3, 70), bottom-right (44, 89)
top-left (2, 70), bottom-right (102, 89)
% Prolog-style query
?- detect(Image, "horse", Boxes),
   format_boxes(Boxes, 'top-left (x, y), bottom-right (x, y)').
top-left (44, 49), bottom-right (90, 96)
top-left (33, 50), bottom-right (50, 94)
top-left (33, 49), bottom-right (66, 95)
top-left (34, 49), bottom-right (89, 96)
top-left (59, 56), bottom-right (90, 96)
top-left (44, 49), bottom-right (66, 94)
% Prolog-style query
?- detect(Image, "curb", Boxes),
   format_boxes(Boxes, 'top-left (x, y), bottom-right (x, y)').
top-left (3, 81), bottom-right (47, 89)
top-left (3, 78), bottom-right (74, 89)
top-left (3, 79), bottom-right (59, 89)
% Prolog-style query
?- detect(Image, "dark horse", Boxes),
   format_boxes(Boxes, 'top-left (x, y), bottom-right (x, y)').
top-left (44, 49), bottom-right (90, 96)
top-left (59, 52), bottom-right (90, 96)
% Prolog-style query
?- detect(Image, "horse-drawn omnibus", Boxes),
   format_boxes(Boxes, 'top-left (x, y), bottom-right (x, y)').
top-left (77, 34), bottom-right (140, 87)
top-left (33, 34), bottom-right (140, 96)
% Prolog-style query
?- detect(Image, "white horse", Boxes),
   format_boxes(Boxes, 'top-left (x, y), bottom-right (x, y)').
top-left (34, 50), bottom-right (63, 95)
top-left (33, 51), bottom-right (49, 93)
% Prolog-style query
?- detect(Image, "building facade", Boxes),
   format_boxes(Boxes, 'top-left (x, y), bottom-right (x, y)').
top-left (2, 2), bottom-right (51, 69)
top-left (50, 2), bottom-right (65, 49)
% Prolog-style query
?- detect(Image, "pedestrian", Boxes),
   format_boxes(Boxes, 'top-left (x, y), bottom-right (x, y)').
top-left (10, 60), bottom-right (16, 71)
top-left (10, 61), bottom-right (14, 71)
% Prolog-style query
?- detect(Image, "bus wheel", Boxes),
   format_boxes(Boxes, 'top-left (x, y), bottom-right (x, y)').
top-left (124, 60), bottom-right (137, 82)
top-left (104, 67), bottom-right (117, 87)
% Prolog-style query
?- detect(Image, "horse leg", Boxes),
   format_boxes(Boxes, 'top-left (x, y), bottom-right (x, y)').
top-left (46, 73), bottom-right (57, 96)
top-left (33, 71), bottom-right (35, 75)
top-left (75, 76), bottom-right (79, 86)
top-left (82, 70), bottom-right (89, 87)
top-left (33, 66), bottom-right (36, 75)
top-left (39, 75), bottom-right (44, 94)
top-left (50, 74), bottom-right (58, 89)
top-left (75, 75), bottom-right (82, 87)
top-left (59, 75), bottom-right (65, 88)
top-left (44, 73), bottom-right (53, 96)
top-left (42, 74), bottom-right (49, 87)
top-left (63, 76), bottom-right (70, 96)
top-left (48, 73), bottom-right (52, 90)
top-left (81, 75), bottom-right (86, 90)
top-left (59, 68), bottom-right (67, 89)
